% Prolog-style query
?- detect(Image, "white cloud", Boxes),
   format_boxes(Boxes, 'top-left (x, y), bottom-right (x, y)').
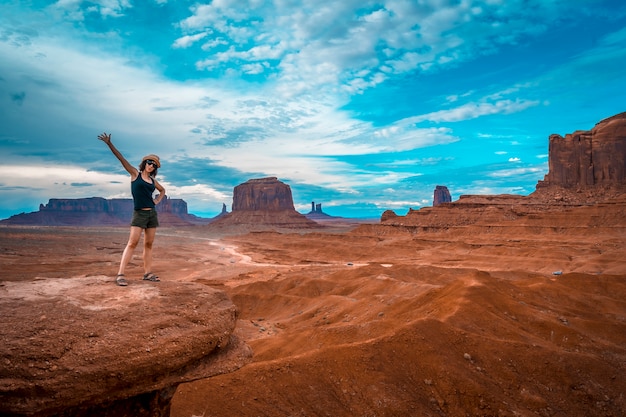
top-left (52, 0), bottom-right (132, 19)
top-left (240, 62), bottom-right (268, 75)
top-left (1, 28), bottom-right (459, 200)
top-left (402, 99), bottom-right (541, 124)
top-left (163, 183), bottom-right (229, 202)
top-left (0, 164), bottom-right (131, 200)
top-left (487, 166), bottom-right (546, 178)
top-left (377, 200), bottom-right (426, 210)
top-left (173, 32), bottom-right (209, 49)
top-left (175, 0), bottom-right (578, 98)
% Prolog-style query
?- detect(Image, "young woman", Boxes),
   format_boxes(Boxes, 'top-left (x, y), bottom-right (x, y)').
top-left (98, 132), bottom-right (166, 286)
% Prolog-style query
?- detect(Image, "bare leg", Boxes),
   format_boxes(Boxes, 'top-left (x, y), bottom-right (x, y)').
top-left (117, 226), bottom-right (143, 275)
top-left (143, 227), bottom-right (157, 275)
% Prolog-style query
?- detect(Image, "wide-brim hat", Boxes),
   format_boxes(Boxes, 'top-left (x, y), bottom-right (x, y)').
top-left (142, 154), bottom-right (161, 168)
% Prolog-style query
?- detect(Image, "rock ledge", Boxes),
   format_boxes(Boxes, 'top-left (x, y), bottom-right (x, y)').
top-left (0, 277), bottom-right (252, 417)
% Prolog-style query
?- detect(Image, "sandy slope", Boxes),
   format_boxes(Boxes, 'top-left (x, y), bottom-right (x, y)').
top-left (1, 221), bottom-right (624, 416)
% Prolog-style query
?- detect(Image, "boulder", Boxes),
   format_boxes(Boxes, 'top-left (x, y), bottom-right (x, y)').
top-left (0, 277), bottom-right (252, 417)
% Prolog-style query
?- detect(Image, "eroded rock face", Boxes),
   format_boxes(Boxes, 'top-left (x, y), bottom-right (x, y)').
top-left (433, 185), bottom-right (452, 206)
top-left (380, 209), bottom-right (398, 222)
top-left (209, 177), bottom-right (319, 231)
top-left (232, 177), bottom-right (295, 211)
top-left (538, 112), bottom-right (626, 189)
top-left (0, 277), bottom-right (252, 417)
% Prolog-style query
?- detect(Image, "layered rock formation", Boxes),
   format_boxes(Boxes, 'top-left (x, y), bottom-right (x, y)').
top-left (433, 185), bottom-right (452, 206)
top-left (0, 196), bottom-right (212, 227)
top-left (0, 277), bottom-right (252, 417)
top-left (232, 177), bottom-right (295, 211)
top-left (209, 177), bottom-right (319, 231)
top-left (378, 112), bottom-right (626, 230)
top-left (537, 111), bottom-right (626, 190)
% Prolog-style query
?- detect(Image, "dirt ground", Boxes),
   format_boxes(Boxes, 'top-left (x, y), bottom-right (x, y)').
top-left (0, 221), bottom-right (625, 417)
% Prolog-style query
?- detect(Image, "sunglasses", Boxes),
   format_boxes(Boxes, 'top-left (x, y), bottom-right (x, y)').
top-left (145, 160), bottom-right (158, 167)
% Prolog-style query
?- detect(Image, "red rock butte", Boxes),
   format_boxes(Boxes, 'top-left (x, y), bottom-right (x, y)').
top-left (538, 111), bottom-right (626, 189)
top-left (207, 177), bottom-right (319, 231)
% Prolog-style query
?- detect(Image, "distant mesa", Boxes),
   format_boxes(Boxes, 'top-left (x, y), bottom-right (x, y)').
top-left (305, 201), bottom-right (376, 225)
top-left (304, 201), bottom-right (334, 220)
top-left (0, 177), bottom-right (337, 230)
top-left (207, 177), bottom-right (319, 231)
top-left (433, 185), bottom-right (452, 206)
top-left (0, 196), bottom-right (213, 227)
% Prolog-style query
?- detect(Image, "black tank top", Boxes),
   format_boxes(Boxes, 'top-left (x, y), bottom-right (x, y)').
top-left (131, 174), bottom-right (156, 210)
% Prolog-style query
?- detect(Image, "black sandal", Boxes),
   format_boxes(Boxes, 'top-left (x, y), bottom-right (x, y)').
top-left (142, 272), bottom-right (160, 282)
top-left (116, 274), bottom-right (128, 286)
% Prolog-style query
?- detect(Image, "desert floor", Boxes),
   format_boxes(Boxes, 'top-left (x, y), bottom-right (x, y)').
top-left (1, 223), bottom-right (625, 416)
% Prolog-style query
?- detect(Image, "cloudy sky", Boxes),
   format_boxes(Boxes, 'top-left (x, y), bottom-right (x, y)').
top-left (1, 0), bottom-right (625, 220)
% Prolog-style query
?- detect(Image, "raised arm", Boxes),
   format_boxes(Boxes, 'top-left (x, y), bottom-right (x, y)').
top-left (97, 132), bottom-right (138, 177)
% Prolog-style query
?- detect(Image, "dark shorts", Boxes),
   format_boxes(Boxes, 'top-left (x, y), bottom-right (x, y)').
top-left (131, 209), bottom-right (159, 229)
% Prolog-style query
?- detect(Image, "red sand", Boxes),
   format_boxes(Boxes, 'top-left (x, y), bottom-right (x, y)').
top-left (1, 220), bottom-right (624, 416)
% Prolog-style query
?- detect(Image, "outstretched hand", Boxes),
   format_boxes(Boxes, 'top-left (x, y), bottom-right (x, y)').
top-left (97, 132), bottom-right (111, 144)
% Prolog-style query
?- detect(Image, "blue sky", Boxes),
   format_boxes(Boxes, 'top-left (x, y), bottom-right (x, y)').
top-left (1, 0), bottom-right (625, 220)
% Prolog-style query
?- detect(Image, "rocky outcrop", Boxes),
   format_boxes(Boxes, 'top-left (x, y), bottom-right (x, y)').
top-left (537, 112), bottom-right (626, 190)
top-left (232, 177), bottom-right (295, 211)
top-left (305, 201), bottom-right (333, 220)
top-left (381, 209), bottom-right (398, 222)
top-left (309, 202), bottom-right (323, 214)
top-left (0, 197), bottom-right (213, 226)
top-left (208, 178), bottom-right (319, 232)
top-left (0, 277), bottom-right (252, 417)
top-left (433, 185), bottom-right (452, 206)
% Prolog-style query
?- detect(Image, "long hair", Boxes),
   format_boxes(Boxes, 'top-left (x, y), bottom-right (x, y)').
top-left (139, 160), bottom-right (158, 178)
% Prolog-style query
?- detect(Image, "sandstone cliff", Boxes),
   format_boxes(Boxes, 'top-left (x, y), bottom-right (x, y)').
top-left (232, 177), bottom-right (295, 211)
top-left (537, 111), bottom-right (626, 190)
